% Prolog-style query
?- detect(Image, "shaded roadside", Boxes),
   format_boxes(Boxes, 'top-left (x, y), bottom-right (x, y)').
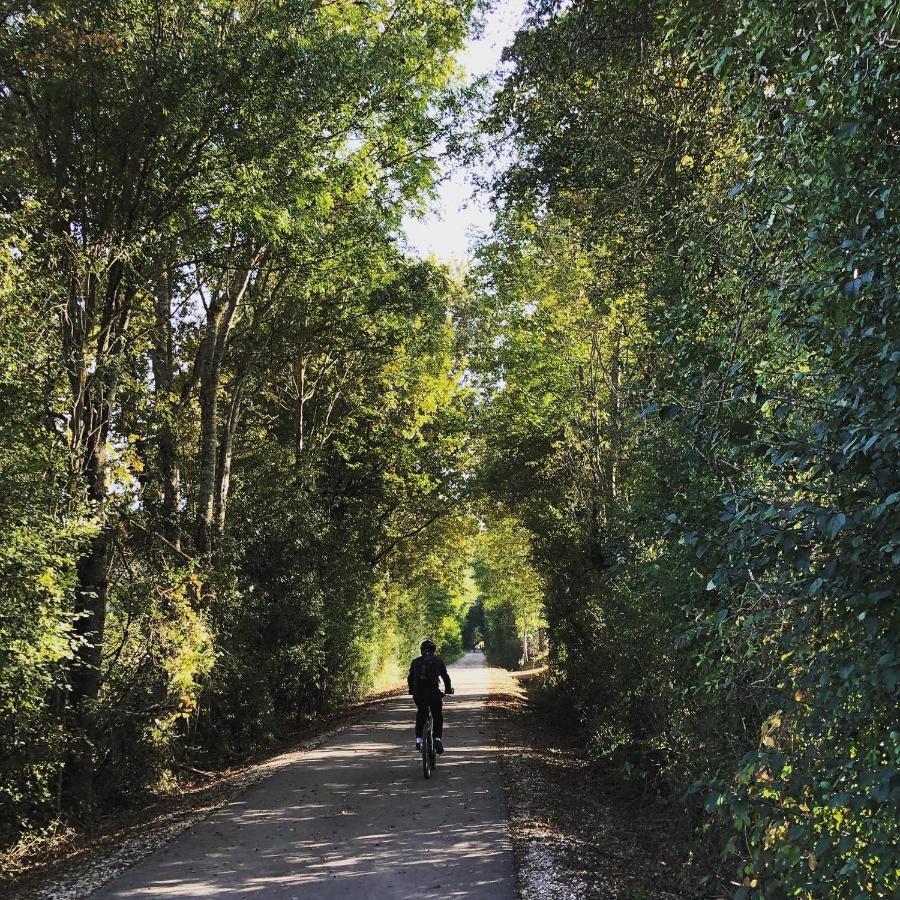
top-left (89, 651), bottom-right (512, 899)
top-left (7, 654), bottom-right (515, 900)
top-left (4, 687), bottom-right (405, 900)
top-left (488, 669), bottom-right (694, 900)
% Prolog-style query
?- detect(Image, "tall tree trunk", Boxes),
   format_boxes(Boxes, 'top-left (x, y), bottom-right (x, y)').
top-left (62, 261), bottom-right (134, 814)
top-left (195, 327), bottom-right (219, 553)
top-left (65, 424), bottom-right (113, 814)
top-left (587, 326), bottom-right (605, 500)
top-left (151, 272), bottom-right (182, 550)
top-left (293, 353), bottom-right (310, 463)
top-left (215, 378), bottom-right (244, 535)
top-left (195, 260), bottom-right (257, 552)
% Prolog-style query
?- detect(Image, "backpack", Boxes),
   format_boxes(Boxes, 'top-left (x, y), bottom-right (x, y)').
top-left (415, 655), bottom-right (438, 690)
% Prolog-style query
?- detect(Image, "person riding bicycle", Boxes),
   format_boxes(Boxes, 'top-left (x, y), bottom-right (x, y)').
top-left (408, 639), bottom-right (453, 753)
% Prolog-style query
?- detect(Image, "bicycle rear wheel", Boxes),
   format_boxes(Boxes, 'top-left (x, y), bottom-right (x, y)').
top-left (422, 713), bottom-right (433, 779)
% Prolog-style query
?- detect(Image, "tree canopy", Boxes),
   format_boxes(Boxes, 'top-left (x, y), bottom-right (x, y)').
top-left (467, 0), bottom-right (898, 895)
top-left (1, 1), bottom-right (898, 896)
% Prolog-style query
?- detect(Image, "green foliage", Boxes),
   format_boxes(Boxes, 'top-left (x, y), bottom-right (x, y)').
top-left (95, 560), bottom-right (214, 797)
top-left (0, 0), bottom-right (479, 854)
top-left (472, 517), bottom-right (545, 669)
top-left (0, 242), bottom-right (95, 845)
top-left (666, 2), bottom-right (900, 894)
top-left (474, 0), bottom-right (899, 895)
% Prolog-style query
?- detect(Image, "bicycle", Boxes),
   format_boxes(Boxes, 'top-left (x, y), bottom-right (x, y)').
top-left (419, 688), bottom-right (453, 779)
top-left (421, 708), bottom-right (437, 779)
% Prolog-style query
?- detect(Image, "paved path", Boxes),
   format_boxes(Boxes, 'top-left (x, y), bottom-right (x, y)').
top-left (93, 652), bottom-right (515, 899)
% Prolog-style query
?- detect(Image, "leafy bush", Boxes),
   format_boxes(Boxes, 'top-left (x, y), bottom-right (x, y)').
top-left (471, 0), bottom-right (899, 894)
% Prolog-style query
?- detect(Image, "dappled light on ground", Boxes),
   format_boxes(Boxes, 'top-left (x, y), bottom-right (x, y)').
top-left (93, 654), bottom-right (514, 899)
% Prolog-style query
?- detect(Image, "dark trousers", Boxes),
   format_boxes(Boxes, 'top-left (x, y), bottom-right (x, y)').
top-left (414, 694), bottom-right (443, 738)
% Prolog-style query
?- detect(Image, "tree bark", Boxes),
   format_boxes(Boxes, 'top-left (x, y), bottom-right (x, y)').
top-left (65, 423), bottom-right (114, 813)
top-left (150, 272), bottom-right (182, 550)
top-left (61, 261), bottom-right (134, 814)
top-left (294, 354), bottom-right (307, 460)
top-left (215, 378), bottom-right (244, 535)
top-left (195, 259), bottom-right (258, 552)
top-left (195, 329), bottom-right (220, 553)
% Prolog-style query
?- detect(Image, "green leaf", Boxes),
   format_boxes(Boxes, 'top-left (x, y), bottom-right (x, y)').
top-left (827, 512), bottom-right (848, 539)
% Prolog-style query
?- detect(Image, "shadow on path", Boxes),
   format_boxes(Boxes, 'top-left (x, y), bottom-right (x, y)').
top-left (92, 653), bottom-right (514, 899)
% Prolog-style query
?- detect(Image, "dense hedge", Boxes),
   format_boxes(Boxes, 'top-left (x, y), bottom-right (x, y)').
top-left (468, 1), bottom-right (899, 895)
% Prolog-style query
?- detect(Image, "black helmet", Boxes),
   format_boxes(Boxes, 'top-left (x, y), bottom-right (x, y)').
top-left (420, 639), bottom-right (436, 654)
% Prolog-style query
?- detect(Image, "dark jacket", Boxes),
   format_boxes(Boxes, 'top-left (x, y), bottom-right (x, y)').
top-left (408, 654), bottom-right (451, 698)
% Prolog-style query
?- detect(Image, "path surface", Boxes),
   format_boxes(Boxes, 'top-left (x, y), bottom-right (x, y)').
top-left (92, 653), bottom-right (515, 899)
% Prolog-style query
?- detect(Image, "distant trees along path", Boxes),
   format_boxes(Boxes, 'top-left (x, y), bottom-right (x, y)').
top-left (1, 2), bottom-right (897, 897)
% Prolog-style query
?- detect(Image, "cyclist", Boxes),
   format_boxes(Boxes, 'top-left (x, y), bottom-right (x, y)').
top-left (408, 639), bottom-right (453, 753)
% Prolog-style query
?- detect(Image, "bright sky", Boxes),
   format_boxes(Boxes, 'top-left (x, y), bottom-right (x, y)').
top-left (400, 0), bottom-right (527, 263)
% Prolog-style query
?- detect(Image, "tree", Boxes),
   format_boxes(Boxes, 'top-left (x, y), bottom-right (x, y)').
top-left (1, 0), bottom-right (477, 832)
top-left (472, 0), bottom-right (899, 893)
top-left (473, 517), bottom-right (545, 668)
